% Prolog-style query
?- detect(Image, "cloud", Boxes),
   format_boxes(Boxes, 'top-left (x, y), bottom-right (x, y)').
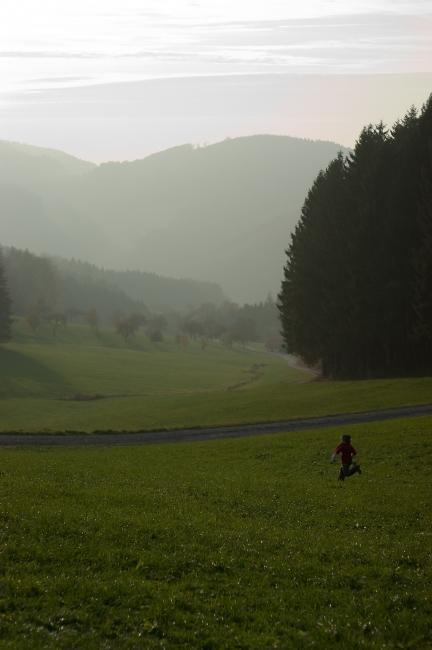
top-left (0, 8), bottom-right (429, 97)
top-left (26, 76), bottom-right (91, 84)
top-left (0, 51), bottom-right (103, 59)
top-left (189, 12), bottom-right (432, 30)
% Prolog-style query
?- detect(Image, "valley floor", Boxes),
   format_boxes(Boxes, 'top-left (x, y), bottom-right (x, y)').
top-left (2, 321), bottom-right (432, 433)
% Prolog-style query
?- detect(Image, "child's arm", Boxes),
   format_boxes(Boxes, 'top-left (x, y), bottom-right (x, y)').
top-left (331, 443), bottom-right (343, 463)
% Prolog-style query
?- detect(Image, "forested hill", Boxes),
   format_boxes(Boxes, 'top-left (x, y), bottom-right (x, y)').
top-left (0, 140), bottom-right (99, 262)
top-left (0, 135), bottom-right (347, 302)
top-left (0, 140), bottom-right (95, 186)
top-left (53, 257), bottom-right (225, 312)
top-left (2, 247), bottom-right (225, 322)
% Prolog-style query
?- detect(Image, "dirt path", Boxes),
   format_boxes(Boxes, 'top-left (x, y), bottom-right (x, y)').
top-left (281, 354), bottom-right (321, 379)
top-left (1, 404), bottom-right (431, 447)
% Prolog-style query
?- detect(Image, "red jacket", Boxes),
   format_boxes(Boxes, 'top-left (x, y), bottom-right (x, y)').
top-left (335, 442), bottom-right (357, 464)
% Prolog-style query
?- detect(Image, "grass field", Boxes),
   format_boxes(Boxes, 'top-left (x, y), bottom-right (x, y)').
top-left (0, 417), bottom-right (431, 647)
top-left (1, 320), bottom-right (432, 433)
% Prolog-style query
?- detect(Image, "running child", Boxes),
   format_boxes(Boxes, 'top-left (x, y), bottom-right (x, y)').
top-left (331, 434), bottom-right (362, 481)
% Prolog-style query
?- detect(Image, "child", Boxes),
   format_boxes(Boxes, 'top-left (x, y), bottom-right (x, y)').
top-left (331, 434), bottom-right (362, 481)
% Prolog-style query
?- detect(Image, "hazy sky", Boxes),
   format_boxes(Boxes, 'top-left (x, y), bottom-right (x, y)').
top-left (0, 0), bottom-right (431, 160)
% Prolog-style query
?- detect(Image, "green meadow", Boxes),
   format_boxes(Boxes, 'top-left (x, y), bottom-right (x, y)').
top-left (1, 322), bottom-right (431, 648)
top-left (1, 320), bottom-right (432, 433)
top-left (0, 417), bottom-right (431, 648)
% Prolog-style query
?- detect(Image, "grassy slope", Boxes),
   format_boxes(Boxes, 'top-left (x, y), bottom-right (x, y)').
top-left (0, 417), bottom-right (431, 648)
top-left (1, 321), bottom-right (432, 432)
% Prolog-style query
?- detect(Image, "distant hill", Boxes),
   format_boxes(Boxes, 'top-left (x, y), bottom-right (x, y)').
top-left (0, 135), bottom-right (348, 301)
top-left (0, 140), bottom-right (101, 260)
top-left (53, 257), bottom-right (226, 312)
top-left (2, 247), bottom-right (225, 320)
top-left (0, 140), bottom-right (95, 187)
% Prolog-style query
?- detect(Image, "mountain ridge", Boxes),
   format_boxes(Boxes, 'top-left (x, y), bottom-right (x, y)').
top-left (0, 134), bottom-right (349, 301)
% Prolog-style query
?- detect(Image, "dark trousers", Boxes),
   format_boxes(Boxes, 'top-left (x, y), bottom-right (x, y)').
top-left (339, 463), bottom-right (358, 480)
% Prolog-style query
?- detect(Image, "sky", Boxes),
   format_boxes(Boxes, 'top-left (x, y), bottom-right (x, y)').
top-left (0, 0), bottom-right (431, 160)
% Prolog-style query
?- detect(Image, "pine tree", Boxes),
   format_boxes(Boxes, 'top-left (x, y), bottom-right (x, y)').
top-left (413, 96), bottom-right (432, 365)
top-left (279, 93), bottom-right (432, 378)
top-left (344, 123), bottom-right (391, 376)
top-left (0, 251), bottom-right (12, 343)
top-left (278, 154), bottom-right (350, 375)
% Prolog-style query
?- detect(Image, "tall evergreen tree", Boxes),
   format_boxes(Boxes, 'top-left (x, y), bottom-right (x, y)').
top-left (0, 250), bottom-right (12, 343)
top-left (279, 154), bottom-right (351, 375)
top-left (344, 123), bottom-right (392, 376)
top-left (413, 97), bottom-right (432, 356)
top-left (279, 94), bottom-right (432, 378)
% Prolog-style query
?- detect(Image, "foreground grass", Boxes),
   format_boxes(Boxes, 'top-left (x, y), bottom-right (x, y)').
top-left (0, 418), bottom-right (431, 648)
top-left (2, 321), bottom-right (432, 432)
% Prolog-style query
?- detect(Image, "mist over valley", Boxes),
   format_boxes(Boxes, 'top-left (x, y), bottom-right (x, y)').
top-left (1, 134), bottom-right (347, 303)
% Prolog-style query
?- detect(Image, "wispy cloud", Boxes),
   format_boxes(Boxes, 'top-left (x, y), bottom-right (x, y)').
top-left (0, 4), bottom-right (430, 96)
top-left (0, 51), bottom-right (103, 59)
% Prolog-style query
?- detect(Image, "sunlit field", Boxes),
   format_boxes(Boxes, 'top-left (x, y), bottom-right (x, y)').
top-left (0, 417), bottom-right (430, 647)
top-left (1, 321), bottom-right (432, 433)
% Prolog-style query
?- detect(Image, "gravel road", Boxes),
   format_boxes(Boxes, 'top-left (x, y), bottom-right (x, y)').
top-left (1, 403), bottom-right (431, 447)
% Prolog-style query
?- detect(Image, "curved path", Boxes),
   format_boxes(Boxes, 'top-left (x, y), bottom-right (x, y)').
top-left (1, 403), bottom-right (432, 447)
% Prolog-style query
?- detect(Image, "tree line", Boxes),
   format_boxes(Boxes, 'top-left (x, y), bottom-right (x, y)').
top-left (1, 247), bottom-right (146, 326)
top-left (175, 297), bottom-right (280, 348)
top-left (0, 247), bottom-right (280, 347)
top-left (111, 298), bottom-right (280, 348)
top-left (278, 95), bottom-right (432, 378)
top-left (0, 250), bottom-right (12, 343)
